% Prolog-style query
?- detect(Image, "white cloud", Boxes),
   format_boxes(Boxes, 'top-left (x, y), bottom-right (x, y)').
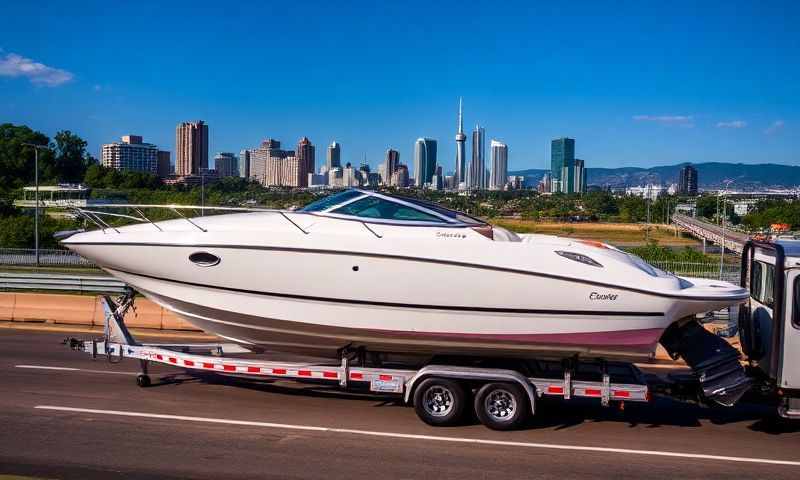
top-left (0, 52), bottom-right (74, 86)
top-left (765, 120), bottom-right (785, 134)
top-left (632, 115), bottom-right (694, 127)
top-left (716, 120), bottom-right (747, 129)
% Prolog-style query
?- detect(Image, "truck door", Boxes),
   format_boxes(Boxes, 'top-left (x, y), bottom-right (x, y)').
top-left (739, 247), bottom-right (778, 379)
top-left (779, 268), bottom-right (800, 390)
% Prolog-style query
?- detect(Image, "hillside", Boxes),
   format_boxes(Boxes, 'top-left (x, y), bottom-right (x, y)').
top-left (509, 162), bottom-right (800, 189)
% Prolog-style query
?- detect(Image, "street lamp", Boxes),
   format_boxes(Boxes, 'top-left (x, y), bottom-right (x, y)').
top-left (22, 143), bottom-right (51, 266)
top-left (719, 179), bottom-right (734, 280)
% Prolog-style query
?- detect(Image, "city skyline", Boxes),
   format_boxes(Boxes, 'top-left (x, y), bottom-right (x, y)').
top-left (1, 1), bottom-right (797, 173)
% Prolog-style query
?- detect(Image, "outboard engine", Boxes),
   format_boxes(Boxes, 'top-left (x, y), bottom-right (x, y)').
top-left (660, 320), bottom-right (752, 407)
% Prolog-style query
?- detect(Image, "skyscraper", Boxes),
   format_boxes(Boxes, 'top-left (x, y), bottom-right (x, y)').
top-left (678, 164), bottom-right (698, 196)
top-left (327, 141), bottom-right (341, 171)
top-left (468, 125), bottom-right (485, 189)
top-left (384, 148), bottom-right (399, 184)
top-left (413, 138), bottom-right (437, 187)
top-left (214, 152), bottom-right (239, 177)
top-left (574, 159), bottom-right (587, 193)
top-left (175, 120), bottom-right (209, 176)
top-left (454, 97), bottom-right (466, 185)
top-left (239, 149), bottom-right (251, 179)
top-left (490, 139), bottom-right (508, 190)
top-left (550, 137), bottom-right (575, 193)
top-left (157, 150), bottom-right (171, 178)
top-left (102, 135), bottom-right (158, 173)
top-left (296, 137), bottom-right (315, 187)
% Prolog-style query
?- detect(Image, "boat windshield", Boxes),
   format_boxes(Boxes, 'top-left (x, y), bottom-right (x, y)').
top-left (392, 195), bottom-right (486, 225)
top-left (330, 196), bottom-right (445, 223)
top-left (301, 190), bottom-right (364, 212)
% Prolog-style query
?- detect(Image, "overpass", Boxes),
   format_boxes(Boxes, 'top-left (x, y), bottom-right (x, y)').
top-left (672, 213), bottom-right (749, 255)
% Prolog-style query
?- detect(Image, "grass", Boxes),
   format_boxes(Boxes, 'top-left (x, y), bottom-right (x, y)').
top-left (492, 220), bottom-right (700, 247)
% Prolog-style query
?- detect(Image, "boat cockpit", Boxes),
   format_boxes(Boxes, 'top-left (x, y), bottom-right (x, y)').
top-left (301, 189), bottom-right (520, 241)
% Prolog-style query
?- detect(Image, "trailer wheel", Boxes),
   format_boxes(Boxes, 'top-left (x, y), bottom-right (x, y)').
top-left (136, 374), bottom-right (151, 388)
top-left (413, 378), bottom-right (467, 426)
top-left (474, 382), bottom-right (528, 430)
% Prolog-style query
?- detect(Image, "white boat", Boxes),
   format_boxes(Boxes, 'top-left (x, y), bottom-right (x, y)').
top-left (61, 189), bottom-right (749, 362)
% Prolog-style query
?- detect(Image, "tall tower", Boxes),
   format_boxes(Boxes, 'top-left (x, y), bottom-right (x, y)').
top-left (413, 138), bottom-right (437, 187)
top-left (296, 137), bottom-right (315, 187)
top-left (175, 120), bottom-right (209, 176)
top-left (326, 141), bottom-right (341, 171)
top-left (469, 125), bottom-right (485, 189)
top-left (384, 148), bottom-right (400, 184)
top-left (490, 139), bottom-right (508, 190)
top-left (455, 97), bottom-right (466, 185)
top-left (550, 137), bottom-right (575, 193)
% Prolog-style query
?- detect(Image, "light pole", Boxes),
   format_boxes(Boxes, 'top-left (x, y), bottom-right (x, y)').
top-left (719, 179), bottom-right (733, 280)
top-left (200, 167), bottom-right (210, 216)
top-left (22, 143), bottom-right (50, 266)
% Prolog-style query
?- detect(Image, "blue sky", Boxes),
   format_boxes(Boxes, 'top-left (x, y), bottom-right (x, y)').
top-left (1, 1), bottom-right (798, 173)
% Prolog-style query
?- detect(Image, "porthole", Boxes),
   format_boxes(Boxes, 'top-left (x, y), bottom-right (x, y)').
top-left (189, 251), bottom-right (221, 267)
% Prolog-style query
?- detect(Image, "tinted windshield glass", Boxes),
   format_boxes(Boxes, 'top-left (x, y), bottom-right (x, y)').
top-left (301, 190), bottom-right (364, 212)
top-left (332, 196), bottom-right (445, 222)
top-left (392, 195), bottom-right (485, 225)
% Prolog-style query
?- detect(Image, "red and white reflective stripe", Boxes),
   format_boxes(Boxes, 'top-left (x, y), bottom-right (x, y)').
top-left (547, 385), bottom-right (564, 395)
top-left (612, 390), bottom-right (630, 398)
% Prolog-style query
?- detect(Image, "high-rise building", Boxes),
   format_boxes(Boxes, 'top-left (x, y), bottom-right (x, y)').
top-left (246, 139), bottom-right (305, 187)
top-left (678, 164), bottom-right (698, 196)
top-left (296, 137), bottom-right (315, 187)
top-left (574, 158), bottom-right (587, 193)
top-left (101, 135), bottom-right (158, 173)
top-left (539, 172), bottom-right (552, 193)
top-left (455, 97), bottom-right (466, 185)
top-left (238, 149), bottom-right (251, 179)
top-left (175, 120), bottom-right (209, 176)
top-left (413, 138), bottom-right (437, 187)
top-left (157, 150), bottom-right (171, 177)
top-left (489, 139), bottom-right (508, 190)
top-left (327, 141), bottom-right (341, 171)
top-left (392, 164), bottom-right (410, 188)
top-left (468, 125), bottom-right (485, 189)
top-left (214, 152), bottom-right (239, 177)
top-left (384, 148), bottom-right (400, 184)
top-left (550, 137), bottom-right (575, 193)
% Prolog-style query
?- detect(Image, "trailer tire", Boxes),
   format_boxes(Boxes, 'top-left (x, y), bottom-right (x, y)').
top-left (413, 378), bottom-right (467, 426)
top-left (474, 382), bottom-right (528, 430)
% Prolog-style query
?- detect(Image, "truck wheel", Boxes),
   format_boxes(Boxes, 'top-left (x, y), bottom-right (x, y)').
top-left (136, 374), bottom-right (151, 388)
top-left (474, 382), bottom-right (528, 430)
top-left (413, 377), bottom-right (467, 426)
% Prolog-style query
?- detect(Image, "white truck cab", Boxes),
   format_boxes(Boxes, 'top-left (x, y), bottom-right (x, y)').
top-left (740, 240), bottom-right (800, 418)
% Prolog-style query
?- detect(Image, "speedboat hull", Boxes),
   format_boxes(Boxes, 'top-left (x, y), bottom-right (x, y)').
top-left (64, 233), bottom-right (749, 362)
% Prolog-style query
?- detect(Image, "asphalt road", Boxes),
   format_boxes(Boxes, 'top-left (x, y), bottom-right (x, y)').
top-left (1, 328), bottom-right (798, 479)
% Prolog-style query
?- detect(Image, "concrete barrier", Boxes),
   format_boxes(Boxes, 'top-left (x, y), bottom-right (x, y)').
top-left (0, 292), bottom-right (199, 331)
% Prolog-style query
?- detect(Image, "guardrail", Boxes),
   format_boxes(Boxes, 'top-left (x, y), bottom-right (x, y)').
top-left (0, 248), bottom-right (96, 267)
top-left (0, 272), bottom-right (127, 294)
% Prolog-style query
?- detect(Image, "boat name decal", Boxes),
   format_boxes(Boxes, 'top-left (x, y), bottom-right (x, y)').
top-left (589, 292), bottom-right (619, 301)
top-left (436, 231), bottom-right (467, 239)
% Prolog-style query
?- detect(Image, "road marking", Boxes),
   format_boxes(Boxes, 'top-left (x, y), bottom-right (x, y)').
top-left (16, 365), bottom-right (136, 375)
top-left (34, 405), bottom-right (800, 467)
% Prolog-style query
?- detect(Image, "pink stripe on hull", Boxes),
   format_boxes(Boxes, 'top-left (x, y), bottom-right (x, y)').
top-left (388, 328), bottom-right (664, 352)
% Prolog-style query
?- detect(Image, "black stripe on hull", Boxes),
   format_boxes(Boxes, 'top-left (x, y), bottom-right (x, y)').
top-left (108, 267), bottom-right (663, 317)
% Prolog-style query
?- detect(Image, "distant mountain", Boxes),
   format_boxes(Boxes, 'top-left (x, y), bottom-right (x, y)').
top-left (509, 162), bottom-right (800, 189)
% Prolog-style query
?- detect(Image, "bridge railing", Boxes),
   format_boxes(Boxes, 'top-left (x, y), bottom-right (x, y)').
top-left (649, 260), bottom-right (741, 284)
